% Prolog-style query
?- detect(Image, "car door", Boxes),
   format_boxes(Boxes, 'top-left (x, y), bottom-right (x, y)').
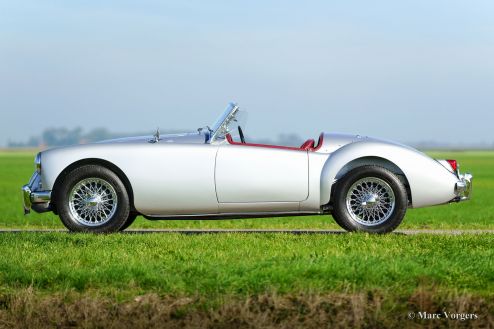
top-left (215, 145), bottom-right (309, 210)
top-left (122, 143), bottom-right (220, 216)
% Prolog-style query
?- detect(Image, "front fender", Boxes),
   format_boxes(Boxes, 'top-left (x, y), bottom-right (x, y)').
top-left (320, 141), bottom-right (459, 208)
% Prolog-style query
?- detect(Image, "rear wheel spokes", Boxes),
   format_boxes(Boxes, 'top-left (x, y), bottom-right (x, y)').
top-left (345, 177), bottom-right (396, 226)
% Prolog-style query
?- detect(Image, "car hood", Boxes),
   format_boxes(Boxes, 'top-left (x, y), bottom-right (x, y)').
top-left (97, 132), bottom-right (207, 145)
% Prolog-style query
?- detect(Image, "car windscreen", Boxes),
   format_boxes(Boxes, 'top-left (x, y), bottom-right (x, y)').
top-left (211, 103), bottom-right (237, 133)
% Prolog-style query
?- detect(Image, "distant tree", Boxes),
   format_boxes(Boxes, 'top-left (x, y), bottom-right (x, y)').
top-left (83, 128), bottom-right (114, 142)
top-left (7, 136), bottom-right (41, 147)
top-left (42, 127), bottom-right (82, 146)
top-left (8, 127), bottom-right (171, 147)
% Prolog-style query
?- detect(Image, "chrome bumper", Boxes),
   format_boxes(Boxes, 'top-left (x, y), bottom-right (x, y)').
top-left (22, 172), bottom-right (52, 214)
top-left (454, 172), bottom-right (473, 202)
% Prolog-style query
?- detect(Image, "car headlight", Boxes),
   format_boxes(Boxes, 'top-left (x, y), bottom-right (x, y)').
top-left (35, 152), bottom-right (41, 174)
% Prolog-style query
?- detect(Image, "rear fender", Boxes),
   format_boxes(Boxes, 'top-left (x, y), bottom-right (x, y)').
top-left (320, 141), bottom-right (459, 208)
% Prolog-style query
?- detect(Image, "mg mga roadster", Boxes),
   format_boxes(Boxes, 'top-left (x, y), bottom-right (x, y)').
top-left (22, 103), bottom-right (472, 233)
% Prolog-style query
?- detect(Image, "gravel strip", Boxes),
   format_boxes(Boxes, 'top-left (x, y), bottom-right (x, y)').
top-left (0, 229), bottom-right (493, 235)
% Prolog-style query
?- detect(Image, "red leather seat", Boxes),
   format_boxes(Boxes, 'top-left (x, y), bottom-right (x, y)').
top-left (300, 139), bottom-right (315, 150)
top-left (312, 133), bottom-right (324, 151)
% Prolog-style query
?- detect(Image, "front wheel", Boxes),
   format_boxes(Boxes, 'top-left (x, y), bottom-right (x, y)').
top-left (56, 165), bottom-right (131, 233)
top-left (331, 166), bottom-right (408, 233)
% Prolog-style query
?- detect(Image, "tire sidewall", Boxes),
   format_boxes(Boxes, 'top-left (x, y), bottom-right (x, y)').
top-left (56, 165), bottom-right (130, 233)
top-left (119, 213), bottom-right (138, 231)
top-left (333, 166), bottom-right (407, 233)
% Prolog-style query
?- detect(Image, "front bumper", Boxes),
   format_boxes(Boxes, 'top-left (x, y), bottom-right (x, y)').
top-left (22, 172), bottom-right (52, 214)
top-left (453, 172), bottom-right (473, 202)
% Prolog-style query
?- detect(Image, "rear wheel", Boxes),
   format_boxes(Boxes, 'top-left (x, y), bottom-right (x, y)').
top-left (119, 213), bottom-right (138, 231)
top-left (56, 165), bottom-right (130, 233)
top-left (331, 166), bottom-right (407, 233)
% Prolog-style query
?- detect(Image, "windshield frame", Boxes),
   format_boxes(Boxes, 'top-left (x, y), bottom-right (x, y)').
top-left (210, 102), bottom-right (240, 142)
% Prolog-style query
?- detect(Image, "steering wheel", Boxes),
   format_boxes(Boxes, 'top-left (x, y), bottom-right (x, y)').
top-left (238, 126), bottom-right (246, 144)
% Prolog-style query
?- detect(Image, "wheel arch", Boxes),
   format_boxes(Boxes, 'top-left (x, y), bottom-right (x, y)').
top-left (329, 156), bottom-right (412, 205)
top-left (51, 158), bottom-right (136, 213)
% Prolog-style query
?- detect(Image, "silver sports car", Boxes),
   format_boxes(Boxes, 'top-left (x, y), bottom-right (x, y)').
top-left (22, 103), bottom-right (472, 233)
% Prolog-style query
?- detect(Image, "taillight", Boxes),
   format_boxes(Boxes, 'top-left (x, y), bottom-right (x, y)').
top-left (446, 159), bottom-right (458, 172)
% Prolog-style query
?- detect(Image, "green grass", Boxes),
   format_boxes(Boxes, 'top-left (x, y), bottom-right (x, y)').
top-left (0, 150), bottom-right (493, 326)
top-left (1, 150), bottom-right (492, 229)
top-left (0, 233), bottom-right (492, 297)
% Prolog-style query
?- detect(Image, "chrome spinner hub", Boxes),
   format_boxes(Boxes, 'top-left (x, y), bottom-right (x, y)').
top-left (361, 193), bottom-right (379, 208)
top-left (87, 195), bottom-right (101, 207)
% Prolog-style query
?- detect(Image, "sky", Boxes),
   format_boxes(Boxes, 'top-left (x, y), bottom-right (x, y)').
top-left (1, 0), bottom-right (493, 147)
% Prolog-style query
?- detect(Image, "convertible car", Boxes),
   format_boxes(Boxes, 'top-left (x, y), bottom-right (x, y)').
top-left (22, 103), bottom-right (472, 233)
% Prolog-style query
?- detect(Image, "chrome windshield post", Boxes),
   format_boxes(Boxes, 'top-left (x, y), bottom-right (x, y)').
top-left (210, 102), bottom-right (239, 143)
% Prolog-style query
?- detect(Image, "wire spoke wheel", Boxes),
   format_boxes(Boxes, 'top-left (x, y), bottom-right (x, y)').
top-left (345, 177), bottom-right (395, 226)
top-left (68, 178), bottom-right (118, 226)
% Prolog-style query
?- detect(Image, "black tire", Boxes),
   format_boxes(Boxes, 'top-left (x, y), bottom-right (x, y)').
top-left (331, 165), bottom-right (407, 233)
top-left (56, 165), bottom-right (130, 233)
top-left (119, 213), bottom-right (138, 231)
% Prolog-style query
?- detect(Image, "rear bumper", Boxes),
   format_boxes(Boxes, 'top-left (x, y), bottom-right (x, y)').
top-left (453, 172), bottom-right (473, 202)
top-left (22, 172), bottom-right (52, 214)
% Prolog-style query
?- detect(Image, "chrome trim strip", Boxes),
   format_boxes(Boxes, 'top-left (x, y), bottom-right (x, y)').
top-left (144, 211), bottom-right (320, 221)
top-left (35, 152), bottom-right (41, 174)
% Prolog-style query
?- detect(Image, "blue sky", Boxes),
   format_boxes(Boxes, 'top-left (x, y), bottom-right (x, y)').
top-left (1, 0), bottom-right (493, 146)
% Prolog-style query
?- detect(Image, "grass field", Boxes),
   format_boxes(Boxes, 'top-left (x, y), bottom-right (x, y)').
top-left (0, 150), bottom-right (493, 328)
top-left (1, 233), bottom-right (493, 296)
top-left (1, 232), bottom-right (493, 328)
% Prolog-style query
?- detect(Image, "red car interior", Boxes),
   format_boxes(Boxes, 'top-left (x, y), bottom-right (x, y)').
top-left (300, 139), bottom-right (315, 150)
top-left (226, 133), bottom-right (324, 152)
top-left (312, 133), bottom-right (324, 151)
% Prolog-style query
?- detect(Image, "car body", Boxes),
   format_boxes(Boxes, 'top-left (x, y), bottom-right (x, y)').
top-left (22, 103), bottom-right (472, 233)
